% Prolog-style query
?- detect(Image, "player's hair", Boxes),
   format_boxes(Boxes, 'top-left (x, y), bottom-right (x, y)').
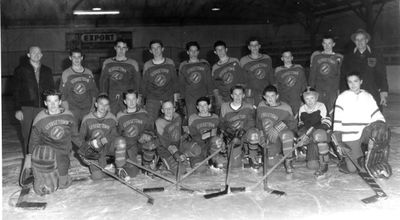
top-left (302, 86), bottom-right (319, 101)
top-left (69, 48), bottom-right (83, 56)
top-left (346, 71), bottom-right (363, 80)
top-left (263, 85), bottom-right (278, 95)
top-left (27, 46), bottom-right (41, 54)
top-left (96, 93), bottom-right (109, 102)
top-left (213, 40), bottom-right (227, 50)
top-left (186, 41), bottom-right (200, 51)
top-left (230, 85), bottom-right (245, 94)
top-left (322, 34), bottom-right (335, 42)
top-left (196, 96), bottom-right (210, 105)
top-left (123, 89), bottom-right (139, 100)
top-left (42, 89), bottom-right (62, 100)
top-left (115, 38), bottom-right (129, 47)
top-left (281, 48), bottom-right (292, 55)
top-left (247, 37), bottom-right (261, 45)
top-left (161, 100), bottom-right (174, 109)
top-left (149, 40), bottom-right (164, 49)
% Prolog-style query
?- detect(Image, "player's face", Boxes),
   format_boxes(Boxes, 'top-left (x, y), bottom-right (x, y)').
top-left (114, 42), bottom-right (128, 56)
top-left (304, 94), bottom-right (317, 107)
top-left (124, 93), bottom-right (138, 110)
top-left (347, 75), bottom-right (363, 93)
top-left (281, 52), bottom-right (293, 65)
top-left (214, 46), bottom-right (227, 59)
top-left (70, 52), bottom-right (83, 66)
top-left (150, 43), bottom-right (164, 57)
top-left (161, 101), bottom-right (175, 118)
top-left (354, 33), bottom-right (368, 51)
top-left (248, 41), bottom-right (261, 54)
top-left (322, 39), bottom-right (335, 51)
top-left (197, 101), bottom-right (211, 115)
top-left (44, 95), bottom-right (61, 114)
top-left (27, 47), bottom-right (43, 63)
top-left (264, 91), bottom-right (279, 106)
top-left (187, 46), bottom-right (199, 59)
top-left (231, 89), bottom-right (245, 104)
top-left (96, 98), bottom-right (110, 115)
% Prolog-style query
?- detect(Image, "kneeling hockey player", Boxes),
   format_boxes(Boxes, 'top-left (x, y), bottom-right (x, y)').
top-left (332, 72), bottom-right (391, 178)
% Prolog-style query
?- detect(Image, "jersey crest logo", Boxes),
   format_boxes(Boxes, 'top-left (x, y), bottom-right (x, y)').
top-left (171, 129), bottom-right (180, 142)
top-left (222, 72), bottom-right (234, 85)
top-left (111, 72), bottom-right (124, 81)
top-left (319, 63), bottom-right (331, 75)
top-left (367, 58), bottom-right (377, 67)
top-left (284, 75), bottom-right (297, 87)
top-left (126, 124), bottom-right (139, 138)
top-left (154, 74), bottom-right (167, 87)
top-left (73, 83), bottom-right (87, 95)
top-left (50, 126), bottom-right (65, 140)
top-left (189, 72), bottom-right (201, 84)
top-left (231, 120), bottom-right (244, 130)
top-left (254, 68), bottom-right (266, 79)
top-left (92, 129), bottom-right (105, 139)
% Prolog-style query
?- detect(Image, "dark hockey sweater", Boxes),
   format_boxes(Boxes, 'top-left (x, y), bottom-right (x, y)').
top-left (80, 111), bottom-right (118, 144)
top-left (256, 101), bottom-right (296, 135)
top-left (117, 108), bottom-right (152, 147)
top-left (240, 54), bottom-right (275, 94)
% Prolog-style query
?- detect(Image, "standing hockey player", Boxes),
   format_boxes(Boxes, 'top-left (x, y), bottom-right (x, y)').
top-left (274, 50), bottom-right (307, 116)
top-left (116, 90), bottom-right (154, 178)
top-left (341, 29), bottom-right (388, 109)
top-left (220, 85), bottom-right (255, 168)
top-left (60, 48), bottom-right (98, 125)
top-left (298, 87), bottom-right (332, 177)
top-left (332, 72), bottom-right (391, 179)
top-left (188, 96), bottom-right (220, 171)
top-left (212, 41), bottom-right (248, 113)
top-left (28, 89), bottom-right (82, 195)
top-left (309, 35), bottom-right (343, 114)
top-left (240, 37), bottom-right (274, 106)
top-left (79, 94), bottom-right (119, 180)
top-left (179, 41), bottom-right (214, 118)
top-left (142, 40), bottom-right (179, 124)
top-left (99, 39), bottom-right (141, 115)
top-left (14, 46), bottom-right (55, 157)
top-left (256, 85), bottom-right (297, 173)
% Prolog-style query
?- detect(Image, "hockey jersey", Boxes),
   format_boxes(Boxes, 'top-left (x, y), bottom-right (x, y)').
top-left (212, 58), bottom-right (248, 101)
top-left (142, 58), bottom-right (178, 101)
top-left (333, 90), bottom-right (385, 142)
top-left (188, 113), bottom-right (220, 142)
top-left (309, 51), bottom-right (343, 92)
top-left (256, 101), bottom-right (296, 136)
top-left (59, 67), bottom-right (98, 111)
top-left (80, 111), bottom-right (118, 144)
top-left (155, 113), bottom-right (182, 150)
top-left (117, 108), bottom-right (153, 146)
top-left (220, 102), bottom-right (255, 132)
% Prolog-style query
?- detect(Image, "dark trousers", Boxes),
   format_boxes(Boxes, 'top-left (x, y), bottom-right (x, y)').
top-left (20, 106), bottom-right (42, 156)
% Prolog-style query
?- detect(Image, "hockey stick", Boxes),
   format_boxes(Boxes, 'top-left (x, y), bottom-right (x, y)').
top-left (14, 187), bottom-right (47, 210)
top-left (126, 159), bottom-right (199, 193)
top-left (82, 158), bottom-right (154, 205)
top-left (261, 146), bottom-right (286, 196)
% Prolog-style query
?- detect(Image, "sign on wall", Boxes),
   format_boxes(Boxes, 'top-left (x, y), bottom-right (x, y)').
top-left (66, 31), bottom-right (132, 50)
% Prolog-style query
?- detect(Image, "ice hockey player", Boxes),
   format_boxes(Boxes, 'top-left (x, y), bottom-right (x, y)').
top-left (155, 101), bottom-right (201, 175)
top-left (78, 94), bottom-right (119, 180)
top-left (60, 48), bottom-right (98, 126)
top-left (256, 85), bottom-right (297, 173)
top-left (332, 72), bottom-right (391, 178)
top-left (116, 89), bottom-right (154, 178)
top-left (220, 85), bottom-right (255, 168)
top-left (274, 50), bottom-right (307, 116)
top-left (298, 87), bottom-right (332, 177)
top-left (99, 39), bottom-right (141, 115)
top-left (188, 96), bottom-right (220, 172)
top-left (179, 41), bottom-right (214, 119)
top-left (212, 41), bottom-right (248, 113)
top-left (142, 40), bottom-right (179, 124)
top-left (240, 37), bottom-right (275, 106)
top-left (309, 35), bottom-right (343, 115)
top-left (28, 89), bottom-right (82, 195)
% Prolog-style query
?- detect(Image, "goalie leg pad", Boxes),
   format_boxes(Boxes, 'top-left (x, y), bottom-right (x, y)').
top-left (31, 145), bottom-right (59, 196)
top-left (306, 143), bottom-right (319, 170)
top-left (280, 130), bottom-right (294, 157)
top-left (365, 139), bottom-right (392, 178)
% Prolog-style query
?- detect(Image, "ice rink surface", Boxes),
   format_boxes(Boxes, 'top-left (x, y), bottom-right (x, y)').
top-left (2, 94), bottom-right (400, 220)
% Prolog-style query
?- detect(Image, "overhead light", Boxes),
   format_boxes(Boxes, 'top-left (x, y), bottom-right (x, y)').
top-left (92, 7), bottom-right (102, 11)
top-left (73, 10), bottom-right (120, 15)
top-left (211, 6), bottom-right (221, 11)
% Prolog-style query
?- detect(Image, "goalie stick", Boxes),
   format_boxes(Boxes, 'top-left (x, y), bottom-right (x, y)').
top-left (82, 158), bottom-right (154, 205)
top-left (13, 187), bottom-right (47, 210)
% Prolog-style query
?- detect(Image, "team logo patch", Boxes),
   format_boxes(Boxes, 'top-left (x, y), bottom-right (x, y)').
top-left (222, 72), bottom-right (234, 85)
top-left (367, 58), bottom-right (377, 67)
top-left (262, 119), bottom-right (274, 133)
top-left (154, 74), bottom-right (167, 87)
top-left (50, 126), bottom-right (65, 140)
top-left (92, 129), bottom-right (105, 139)
top-left (111, 72), bottom-right (124, 81)
top-left (73, 83), bottom-right (86, 95)
top-left (319, 63), bottom-right (331, 75)
top-left (254, 68), bottom-right (266, 79)
top-left (171, 129), bottom-right (180, 142)
top-left (126, 125), bottom-right (139, 138)
top-left (231, 120), bottom-right (243, 130)
top-left (189, 72), bottom-right (201, 84)
top-left (284, 75), bottom-right (297, 87)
